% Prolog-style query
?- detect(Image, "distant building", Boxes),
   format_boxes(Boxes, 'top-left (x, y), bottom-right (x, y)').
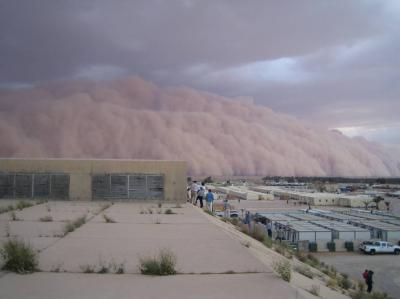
top-left (248, 186), bottom-right (373, 207)
top-left (0, 158), bottom-right (187, 202)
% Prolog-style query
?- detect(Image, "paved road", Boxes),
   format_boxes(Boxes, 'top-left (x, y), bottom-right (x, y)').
top-left (317, 252), bottom-right (400, 298)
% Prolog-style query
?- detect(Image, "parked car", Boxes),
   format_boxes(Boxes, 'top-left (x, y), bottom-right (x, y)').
top-left (360, 241), bottom-right (400, 255)
top-left (229, 210), bottom-right (239, 218)
top-left (214, 210), bottom-right (224, 217)
top-left (358, 241), bottom-right (374, 251)
top-left (214, 210), bottom-right (239, 218)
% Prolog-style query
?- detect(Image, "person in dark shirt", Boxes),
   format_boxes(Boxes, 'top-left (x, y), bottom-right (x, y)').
top-left (366, 270), bottom-right (374, 293)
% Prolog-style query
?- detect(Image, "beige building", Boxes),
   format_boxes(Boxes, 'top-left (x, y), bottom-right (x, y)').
top-left (338, 195), bottom-right (373, 208)
top-left (213, 186), bottom-right (273, 200)
top-left (250, 186), bottom-right (374, 207)
top-left (0, 158), bottom-right (187, 202)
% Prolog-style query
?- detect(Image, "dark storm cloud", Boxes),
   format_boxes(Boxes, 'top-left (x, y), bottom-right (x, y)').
top-left (0, 0), bottom-right (399, 144)
top-left (0, 0), bottom-right (385, 82)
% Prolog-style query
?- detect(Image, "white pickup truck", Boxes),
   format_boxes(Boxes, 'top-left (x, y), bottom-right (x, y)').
top-left (359, 241), bottom-right (400, 255)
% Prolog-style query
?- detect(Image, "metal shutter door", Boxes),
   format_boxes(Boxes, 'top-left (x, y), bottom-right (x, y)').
top-left (15, 174), bottom-right (33, 198)
top-left (92, 174), bottom-right (110, 199)
top-left (147, 175), bottom-right (164, 200)
top-left (33, 174), bottom-right (50, 198)
top-left (110, 175), bottom-right (128, 198)
top-left (129, 175), bottom-right (146, 200)
top-left (50, 174), bottom-right (69, 199)
top-left (0, 174), bottom-right (14, 199)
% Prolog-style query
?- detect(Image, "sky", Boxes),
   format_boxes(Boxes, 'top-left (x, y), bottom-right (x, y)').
top-left (0, 0), bottom-right (399, 147)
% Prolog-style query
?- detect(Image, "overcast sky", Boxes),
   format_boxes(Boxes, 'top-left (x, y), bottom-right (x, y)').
top-left (1, 0), bottom-right (399, 146)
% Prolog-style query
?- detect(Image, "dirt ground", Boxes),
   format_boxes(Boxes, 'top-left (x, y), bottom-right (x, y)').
top-left (317, 251), bottom-right (400, 298)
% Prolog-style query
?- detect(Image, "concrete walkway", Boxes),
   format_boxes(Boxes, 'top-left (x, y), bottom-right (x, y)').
top-left (0, 202), bottom-right (305, 299)
top-left (38, 203), bottom-right (267, 274)
top-left (0, 272), bottom-right (302, 299)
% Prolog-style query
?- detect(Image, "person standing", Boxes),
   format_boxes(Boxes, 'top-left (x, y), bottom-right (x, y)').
top-left (266, 221), bottom-right (272, 238)
top-left (244, 211), bottom-right (251, 231)
top-left (362, 269), bottom-right (369, 284)
top-left (196, 182), bottom-right (205, 208)
top-left (366, 270), bottom-right (374, 293)
top-left (190, 181), bottom-right (199, 204)
top-left (276, 227), bottom-right (284, 241)
top-left (223, 197), bottom-right (229, 218)
top-left (206, 189), bottom-right (214, 211)
top-left (186, 185), bottom-right (191, 202)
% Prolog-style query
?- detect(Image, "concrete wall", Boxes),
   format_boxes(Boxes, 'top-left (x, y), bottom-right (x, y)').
top-left (0, 159), bottom-right (187, 202)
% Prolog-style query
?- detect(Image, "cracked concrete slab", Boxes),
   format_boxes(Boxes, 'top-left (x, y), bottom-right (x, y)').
top-left (39, 221), bottom-right (267, 274)
top-left (0, 272), bottom-right (302, 299)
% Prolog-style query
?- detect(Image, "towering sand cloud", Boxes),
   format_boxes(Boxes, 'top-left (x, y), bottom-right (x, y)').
top-left (0, 76), bottom-right (399, 176)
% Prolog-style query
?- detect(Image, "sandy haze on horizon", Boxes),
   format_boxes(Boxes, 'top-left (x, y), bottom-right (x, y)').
top-left (0, 76), bottom-right (399, 177)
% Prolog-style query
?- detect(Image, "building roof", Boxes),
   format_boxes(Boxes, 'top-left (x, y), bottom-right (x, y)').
top-left (285, 212), bottom-right (327, 221)
top-left (275, 220), bottom-right (331, 232)
top-left (309, 210), bottom-right (365, 221)
top-left (349, 220), bottom-right (400, 231)
top-left (256, 213), bottom-right (297, 221)
top-left (310, 221), bottom-right (370, 232)
top-left (340, 211), bottom-right (397, 221)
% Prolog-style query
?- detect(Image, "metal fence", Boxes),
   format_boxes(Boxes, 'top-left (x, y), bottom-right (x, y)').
top-left (0, 173), bottom-right (70, 199)
top-left (92, 173), bottom-right (164, 200)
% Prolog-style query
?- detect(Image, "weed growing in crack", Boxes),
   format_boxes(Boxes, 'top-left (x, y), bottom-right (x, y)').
top-left (0, 239), bottom-right (38, 274)
top-left (16, 201), bottom-right (33, 210)
top-left (273, 259), bottom-right (291, 282)
top-left (80, 263), bottom-right (96, 273)
top-left (294, 264), bottom-right (314, 279)
top-left (139, 249), bottom-right (177, 276)
top-left (102, 214), bottom-right (116, 223)
top-left (110, 260), bottom-right (125, 274)
top-left (63, 215), bottom-right (87, 235)
top-left (309, 285), bottom-right (320, 297)
top-left (39, 215), bottom-right (53, 222)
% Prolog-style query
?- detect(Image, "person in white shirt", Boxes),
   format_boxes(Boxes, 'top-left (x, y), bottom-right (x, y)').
top-left (190, 181), bottom-right (199, 204)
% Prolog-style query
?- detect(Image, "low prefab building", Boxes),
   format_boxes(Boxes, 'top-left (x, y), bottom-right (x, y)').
top-left (255, 213), bottom-right (300, 222)
top-left (304, 193), bottom-right (340, 206)
top-left (214, 186), bottom-right (231, 194)
top-left (0, 158), bottom-right (187, 202)
top-left (246, 190), bottom-right (273, 200)
top-left (308, 210), bottom-right (367, 223)
top-left (259, 188), bottom-right (342, 206)
top-left (249, 186), bottom-right (276, 199)
top-left (348, 220), bottom-right (400, 242)
top-left (286, 212), bottom-right (328, 221)
top-left (275, 221), bottom-right (332, 243)
top-left (339, 210), bottom-right (396, 221)
top-left (216, 186), bottom-right (273, 200)
top-left (228, 188), bottom-right (258, 200)
top-left (382, 219), bottom-right (400, 226)
top-left (338, 195), bottom-right (373, 208)
top-left (311, 221), bottom-right (371, 241)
